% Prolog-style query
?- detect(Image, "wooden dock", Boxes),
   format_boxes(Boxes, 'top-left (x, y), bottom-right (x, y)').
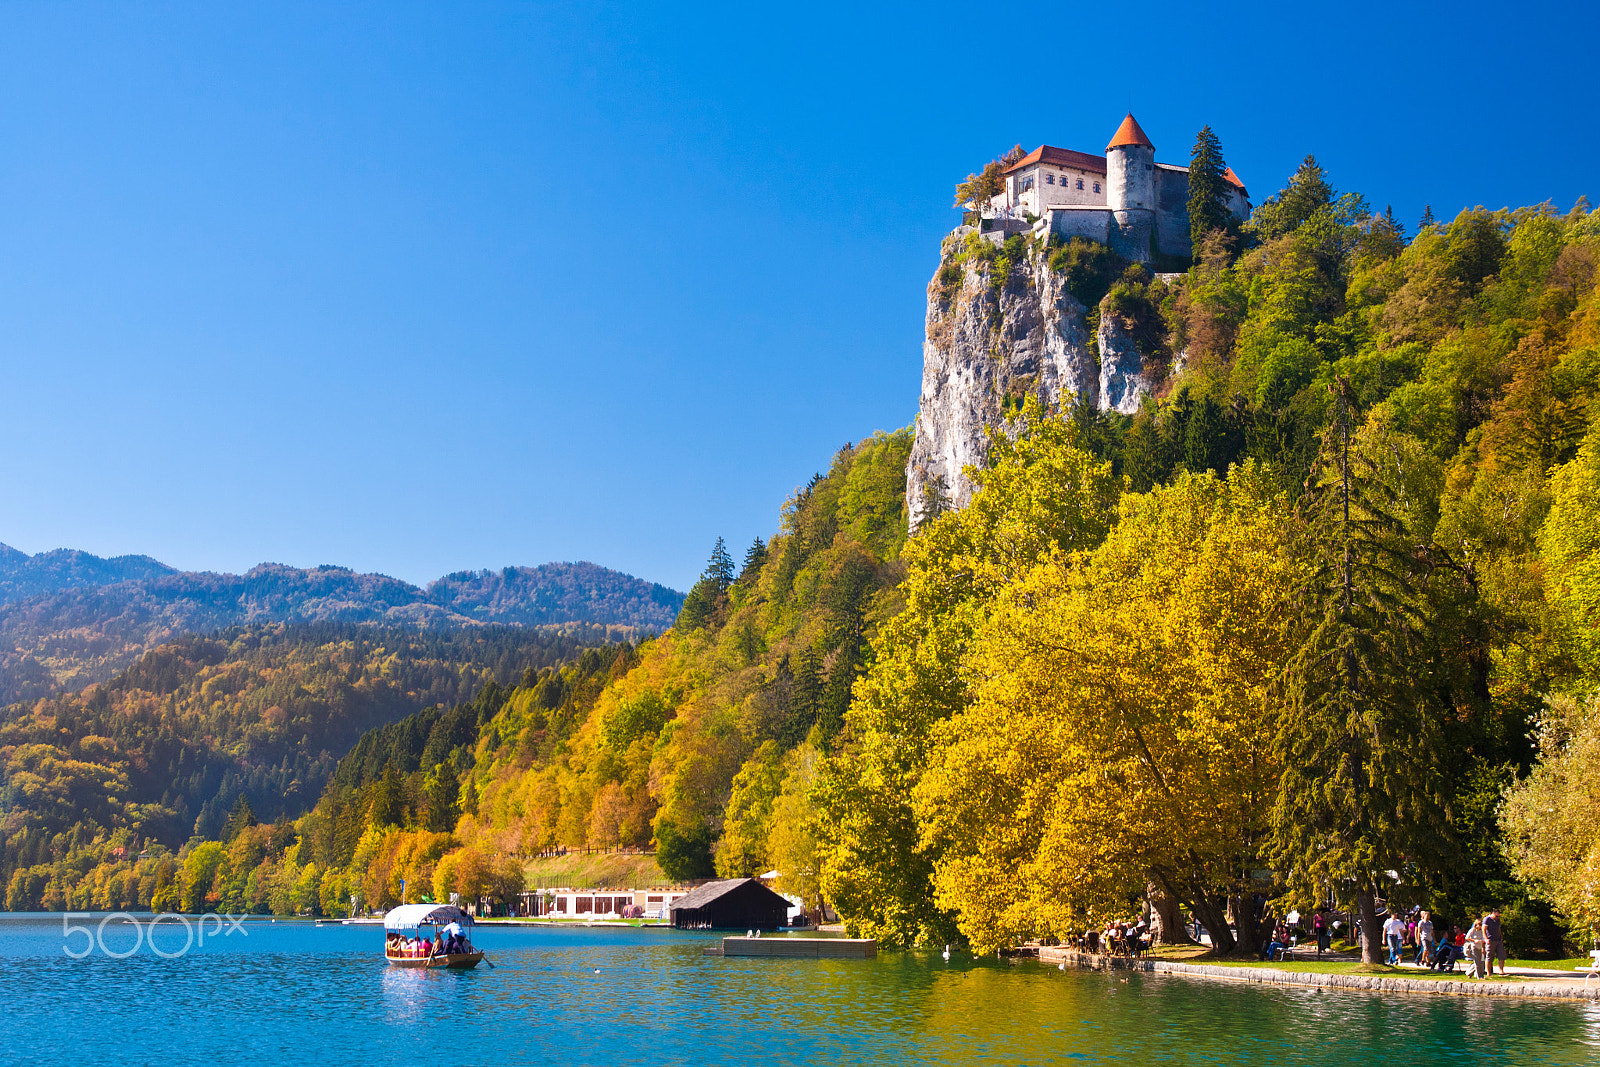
top-left (713, 936), bottom-right (877, 959)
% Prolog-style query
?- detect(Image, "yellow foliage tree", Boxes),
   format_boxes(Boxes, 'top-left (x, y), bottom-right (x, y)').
top-left (818, 400), bottom-right (1123, 945)
top-left (915, 466), bottom-right (1296, 953)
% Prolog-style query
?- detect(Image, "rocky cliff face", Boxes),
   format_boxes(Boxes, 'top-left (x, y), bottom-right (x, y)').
top-left (906, 235), bottom-right (1151, 526)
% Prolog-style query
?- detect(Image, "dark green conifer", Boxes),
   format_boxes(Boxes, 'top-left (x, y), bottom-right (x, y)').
top-left (224, 794), bottom-right (257, 840)
top-left (1186, 125), bottom-right (1231, 250)
top-left (707, 537), bottom-right (735, 596)
top-left (739, 537), bottom-right (767, 581)
top-left (1271, 377), bottom-right (1453, 964)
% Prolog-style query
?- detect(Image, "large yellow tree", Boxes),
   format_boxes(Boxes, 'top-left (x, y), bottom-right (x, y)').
top-left (816, 401), bottom-right (1123, 946)
top-left (915, 466), bottom-right (1296, 953)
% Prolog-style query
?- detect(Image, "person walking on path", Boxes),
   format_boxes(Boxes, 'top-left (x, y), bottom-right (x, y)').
top-left (1482, 909), bottom-right (1506, 976)
top-left (1415, 911), bottom-right (1435, 967)
top-left (1313, 908), bottom-right (1331, 957)
top-left (1382, 912), bottom-right (1406, 967)
top-left (1464, 918), bottom-right (1489, 979)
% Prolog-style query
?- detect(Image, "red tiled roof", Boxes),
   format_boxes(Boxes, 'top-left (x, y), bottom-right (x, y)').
top-left (1004, 144), bottom-right (1108, 175)
top-left (1106, 113), bottom-right (1154, 151)
top-left (1223, 166), bottom-right (1246, 191)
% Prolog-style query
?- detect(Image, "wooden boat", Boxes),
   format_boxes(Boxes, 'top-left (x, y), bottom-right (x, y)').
top-left (385, 948), bottom-right (485, 969)
top-left (382, 903), bottom-right (487, 970)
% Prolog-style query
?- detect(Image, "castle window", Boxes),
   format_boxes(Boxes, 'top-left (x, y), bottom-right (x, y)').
top-left (1076, 179), bottom-right (1083, 190)
top-left (1045, 173), bottom-right (1054, 185)
top-left (1093, 182), bottom-right (1100, 193)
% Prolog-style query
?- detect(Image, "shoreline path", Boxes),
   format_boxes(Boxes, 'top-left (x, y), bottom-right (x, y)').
top-left (1036, 947), bottom-right (1600, 1001)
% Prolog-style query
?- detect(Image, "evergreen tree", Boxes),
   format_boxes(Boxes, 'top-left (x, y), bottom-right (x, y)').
top-left (739, 537), bottom-right (768, 581)
top-left (1418, 204), bottom-right (1435, 230)
top-left (1381, 204), bottom-right (1406, 243)
top-left (676, 538), bottom-right (737, 630)
top-left (224, 794), bottom-right (257, 840)
top-left (707, 537), bottom-right (735, 596)
top-left (1186, 125), bottom-right (1231, 251)
top-left (791, 647), bottom-right (822, 736)
top-left (1270, 378), bottom-right (1452, 964)
top-left (1248, 155), bottom-right (1335, 241)
top-left (423, 765), bottom-right (460, 832)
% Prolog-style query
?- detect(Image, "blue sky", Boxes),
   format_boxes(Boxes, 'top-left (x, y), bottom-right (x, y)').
top-left (0, 1), bottom-right (1593, 591)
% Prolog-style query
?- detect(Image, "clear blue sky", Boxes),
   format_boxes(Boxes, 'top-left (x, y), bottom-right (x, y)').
top-left (0, 1), bottom-right (1593, 591)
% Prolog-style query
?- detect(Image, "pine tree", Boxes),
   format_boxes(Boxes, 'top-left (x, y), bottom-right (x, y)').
top-left (1249, 156), bottom-right (1335, 241)
top-left (1381, 204), bottom-right (1406, 243)
top-left (791, 648), bottom-right (822, 738)
top-left (1270, 378), bottom-right (1452, 964)
top-left (224, 794), bottom-right (257, 840)
top-left (1419, 204), bottom-right (1435, 230)
top-left (739, 537), bottom-right (767, 581)
top-left (1186, 125), bottom-right (1231, 250)
top-left (707, 537), bottom-right (735, 596)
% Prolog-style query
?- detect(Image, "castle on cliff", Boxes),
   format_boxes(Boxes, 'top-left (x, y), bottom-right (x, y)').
top-left (984, 113), bottom-right (1251, 261)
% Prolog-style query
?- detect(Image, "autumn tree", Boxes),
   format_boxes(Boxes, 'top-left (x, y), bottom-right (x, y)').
top-left (914, 466), bottom-right (1295, 953)
top-left (954, 146), bottom-right (1022, 210)
top-left (817, 400), bottom-right (1122, 946)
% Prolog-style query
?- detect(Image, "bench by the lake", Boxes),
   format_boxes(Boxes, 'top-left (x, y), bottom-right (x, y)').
top-left (714, 936), bottom-right (877, 959)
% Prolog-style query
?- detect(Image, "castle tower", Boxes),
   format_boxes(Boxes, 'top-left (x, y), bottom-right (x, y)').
top-left (1105, 113), bottom-right (1156, 262)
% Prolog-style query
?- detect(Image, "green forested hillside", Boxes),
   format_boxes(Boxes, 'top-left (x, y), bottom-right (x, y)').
top-left (0, 622), bottom-right (624, 910)
top-left (816, 157), bottom-right (1600, 956)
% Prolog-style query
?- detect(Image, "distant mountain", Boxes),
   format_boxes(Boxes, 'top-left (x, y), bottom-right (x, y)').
top-left (426, 562), bottom-right (684, 628)
top-left (0, 546), bottom-right (684, 705)
top-left (0, 543), bottom-right (176, 603)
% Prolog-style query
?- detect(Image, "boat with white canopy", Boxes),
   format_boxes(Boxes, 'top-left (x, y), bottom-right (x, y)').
top-left (382, 904), bottom-right (486, 969)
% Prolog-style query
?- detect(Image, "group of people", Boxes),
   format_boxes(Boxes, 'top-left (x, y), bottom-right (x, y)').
top-left (1378, 907), bottom-right (1505, 977)
top-left (1077, 919), bottom-right (1148, 957)
top-left (385, 926), bottom-right (474, 960)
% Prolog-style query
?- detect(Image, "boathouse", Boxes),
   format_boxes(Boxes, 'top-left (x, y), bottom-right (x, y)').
top-left (667, 878), bottom-right (790, 930)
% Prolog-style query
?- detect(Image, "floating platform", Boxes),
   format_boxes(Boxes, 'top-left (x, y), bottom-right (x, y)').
top-left (714, 936), bottom-right (876, 959)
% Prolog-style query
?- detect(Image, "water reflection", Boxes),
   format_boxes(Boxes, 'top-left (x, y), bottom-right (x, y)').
top-left (1, 916), bottom-right (1594, 1065)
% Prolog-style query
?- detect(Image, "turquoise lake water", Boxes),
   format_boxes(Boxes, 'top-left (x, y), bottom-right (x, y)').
top-left (5, 914), bottom-right (1597, 1065)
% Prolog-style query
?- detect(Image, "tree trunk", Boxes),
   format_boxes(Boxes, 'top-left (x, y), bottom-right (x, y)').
top-left (1188, 891), bottom-right (1234, 955)
top-left (1146, 881), bottom-right (1192, 945)
top-left (1356, 883), bottom-right (1383, 965)
top-left (1230, 893), bottom-right (1266, 959)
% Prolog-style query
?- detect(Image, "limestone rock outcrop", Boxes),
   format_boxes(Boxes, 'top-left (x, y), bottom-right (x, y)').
top-left (906, 237), bottom-right (1151, 527)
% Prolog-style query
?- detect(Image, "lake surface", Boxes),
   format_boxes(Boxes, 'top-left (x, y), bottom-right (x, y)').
top-left (5, 914), bottom-right (1597, 1065)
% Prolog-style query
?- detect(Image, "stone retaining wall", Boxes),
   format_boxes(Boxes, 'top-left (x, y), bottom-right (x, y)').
top-left (1036, 947), bottom-right (1599, 1002)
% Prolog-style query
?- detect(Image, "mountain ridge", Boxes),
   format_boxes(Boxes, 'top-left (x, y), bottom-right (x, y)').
top-left (0, 545), bottom-right (684, 705)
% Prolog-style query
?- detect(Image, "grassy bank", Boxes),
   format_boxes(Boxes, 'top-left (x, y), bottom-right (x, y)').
top-left (520, 852), bottom-right (668, 889)
top-left (1134, 946), bottom-right (1593, 978)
